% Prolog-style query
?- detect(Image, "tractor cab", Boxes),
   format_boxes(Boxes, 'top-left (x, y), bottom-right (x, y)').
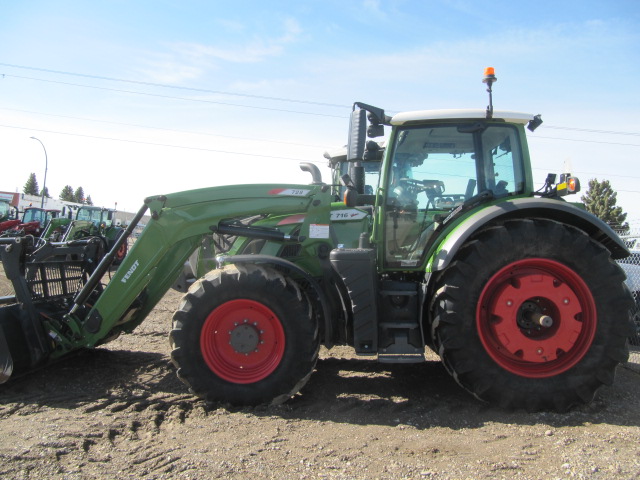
top-left (344, 72), bottom-right (580, 271)
top-left (344, 104), bottom-right (538, 269)
top-left (2, 207), bottom-right (60, 236)
top-left (59, 206), bottom-right (117, 241)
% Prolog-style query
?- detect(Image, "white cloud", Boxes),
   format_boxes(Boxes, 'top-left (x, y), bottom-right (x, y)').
top-left (135, 17), bottom-right (303, 85)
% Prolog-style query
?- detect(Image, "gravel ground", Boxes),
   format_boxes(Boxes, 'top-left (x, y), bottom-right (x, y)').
top-left (1, 281), bottom-right (640, 479)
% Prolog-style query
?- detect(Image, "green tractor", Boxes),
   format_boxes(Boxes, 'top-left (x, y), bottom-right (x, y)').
top-left (0, 70), bottom-right (634, 411)
top-left (43, 205), bottom-right (128, 264)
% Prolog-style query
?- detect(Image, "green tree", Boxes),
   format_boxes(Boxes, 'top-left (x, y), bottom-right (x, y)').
top-left (40, 186), bottom-right (50, 198)
top-left (74, 186), bottom-right (85, 204)
top-left (23, 173), bottom-right (39, 195)
top-left (60, 185), bottom-right (75, 202)
top-left (581, 178), bottom-right (629, 232)
top-left (85, 195), bottom-right (93, 206)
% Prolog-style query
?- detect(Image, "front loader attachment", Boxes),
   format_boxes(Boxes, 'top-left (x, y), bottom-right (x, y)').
top-left (0, 235), bottom-right (106, 382)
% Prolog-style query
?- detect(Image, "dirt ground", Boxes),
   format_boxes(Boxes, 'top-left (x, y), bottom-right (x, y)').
top-left (1, 286), bottom-right (640, 479)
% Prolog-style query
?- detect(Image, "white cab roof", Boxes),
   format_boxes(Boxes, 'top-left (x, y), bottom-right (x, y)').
top-left (391, 108), bottom-right (534, 125)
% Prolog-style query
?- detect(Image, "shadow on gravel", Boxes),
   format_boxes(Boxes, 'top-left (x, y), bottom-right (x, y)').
top-left (248, 356), bottom-right (640, 432)
top-left (0, 348), bottom-right (186, 409)
top-left (2, 348), bottom-right (640, 432)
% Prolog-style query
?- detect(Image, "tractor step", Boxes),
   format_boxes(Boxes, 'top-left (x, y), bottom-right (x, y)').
top-left (378, 353), bottom-right (425, 363)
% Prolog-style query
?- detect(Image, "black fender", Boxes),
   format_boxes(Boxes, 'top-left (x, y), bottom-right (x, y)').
top-left (222, 254), bottom-right (334, 348)
top-left (431, 197), bottom-right (628, 271)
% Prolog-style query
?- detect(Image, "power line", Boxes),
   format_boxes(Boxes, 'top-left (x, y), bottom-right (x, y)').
top-left (5, 63), bottom-right (640, 138)
top-left (531, 135), bottom-right (640, 147)
top-left (531, 166), bottom-right (640, 181)
top-left (0, 62), bottom-right (349, 109)
top-left (2, 74), bottom-right (347, 118)
top-left (0, 123), bottom-right (328, 165)
top-left (544, 125), bottom-right (640, 137)
top-left (0, 107), bottom-right (332, 149)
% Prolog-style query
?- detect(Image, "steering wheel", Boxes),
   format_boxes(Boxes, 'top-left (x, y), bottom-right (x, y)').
top-left (399, 178), bottom-right (445, 195)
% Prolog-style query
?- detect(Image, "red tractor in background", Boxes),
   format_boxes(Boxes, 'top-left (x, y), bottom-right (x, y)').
top-left (0, 207), bottom-right (60, 237)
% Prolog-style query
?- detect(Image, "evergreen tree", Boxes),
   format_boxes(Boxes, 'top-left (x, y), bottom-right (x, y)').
top-left (60, 185), bottom-right (75, 202)
top-left (40, 186), bottom-right (50, 198)
top-left (23, 173), bottom-right (39, 195)
top-left (581, 178), bottom-right (629, 232)
top-left (74, 187), bottom-right (85, 204)
top-left (85, 195), bottom-right (93, 206)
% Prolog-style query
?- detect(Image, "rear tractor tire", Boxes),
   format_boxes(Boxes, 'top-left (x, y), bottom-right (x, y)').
top-left (431, 218), bottom-right (634, 411)
top-left (170, 263), bottom-right (319, 406)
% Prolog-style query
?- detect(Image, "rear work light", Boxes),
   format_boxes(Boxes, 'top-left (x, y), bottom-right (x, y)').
top-left (556, 174), bottom-right (581, 196)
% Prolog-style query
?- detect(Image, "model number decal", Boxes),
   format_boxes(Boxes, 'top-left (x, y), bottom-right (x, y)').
top-left (121, 259), bottom-right (140, 284)
top-left (268, 188), bottom-right (310, 196)
top-left (330, 209), bottom-right (368, 221)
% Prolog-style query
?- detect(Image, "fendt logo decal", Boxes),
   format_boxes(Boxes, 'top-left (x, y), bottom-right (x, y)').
top-left (121, 259), bottom-right (140, 284)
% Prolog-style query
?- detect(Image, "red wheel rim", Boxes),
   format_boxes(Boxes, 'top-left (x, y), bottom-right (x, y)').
top-left (477, 258), bottom-right (596, 378)
top-left (116, 243), bottom-right (127, 260)
top-left (200, 299), bottom-right (285, 384)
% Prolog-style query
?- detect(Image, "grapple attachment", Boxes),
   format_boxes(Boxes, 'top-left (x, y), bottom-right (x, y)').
top-left (0, 236), bottom-right (105, 381)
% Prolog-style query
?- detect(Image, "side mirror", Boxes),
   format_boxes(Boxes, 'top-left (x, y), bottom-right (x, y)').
top-left (347, 108), bottom-right (366, 162)
top-left (527, 114), bottom-right (543, 132)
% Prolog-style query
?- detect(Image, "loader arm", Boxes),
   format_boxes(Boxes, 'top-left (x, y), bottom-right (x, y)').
top-left (56, 183), bottom-right (331, 357)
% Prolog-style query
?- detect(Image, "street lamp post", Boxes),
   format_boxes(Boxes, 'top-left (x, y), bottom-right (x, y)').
top-left (30, 137), bottom-right (48, 208)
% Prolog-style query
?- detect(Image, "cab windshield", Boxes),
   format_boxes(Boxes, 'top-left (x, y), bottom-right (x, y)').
top-left (383, 122), bottom-right (525, 267)
top-left (77, 208), bottom-right (104, 226)
top-left (22, 209), bottom-right (46, 224)
top-left (0, 201), bottom-right (9, 220)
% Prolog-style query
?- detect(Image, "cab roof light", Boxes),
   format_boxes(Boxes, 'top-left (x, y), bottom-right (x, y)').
top-left (482, 67), bottom-right (497, 119)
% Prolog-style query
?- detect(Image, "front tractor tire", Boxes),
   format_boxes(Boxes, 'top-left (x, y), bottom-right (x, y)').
top-left (431, 218), bottom-right (634, 411)
top-left (170, 263), bottom-right (319, 406)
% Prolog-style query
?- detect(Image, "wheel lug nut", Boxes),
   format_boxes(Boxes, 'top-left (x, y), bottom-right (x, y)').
top-left (506, 300), bottom-right (513, 307)
top-left (563, 298), bottom-right (569, 304)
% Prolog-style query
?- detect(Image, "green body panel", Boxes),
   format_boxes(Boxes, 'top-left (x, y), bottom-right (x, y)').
top-left (422, 194), bottom-right (531, 272)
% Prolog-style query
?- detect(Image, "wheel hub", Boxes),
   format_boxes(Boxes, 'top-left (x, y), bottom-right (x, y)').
top-left (517, 299), bottom-right (555, 332)
top-left (229, 322), bottom-right (260, 354)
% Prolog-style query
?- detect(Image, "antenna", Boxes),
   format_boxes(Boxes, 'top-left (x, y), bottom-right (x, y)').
top-left (482, 67), bottom-right (497, 119)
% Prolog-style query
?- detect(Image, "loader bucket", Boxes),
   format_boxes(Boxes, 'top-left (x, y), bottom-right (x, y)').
top-left (0, 304), bottom-right (34, 383)
top-left (0, 322), bottom-right (14, 383)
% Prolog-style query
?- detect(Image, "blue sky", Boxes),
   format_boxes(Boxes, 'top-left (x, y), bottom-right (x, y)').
top-left (1, 0), bottom-right (639, 224)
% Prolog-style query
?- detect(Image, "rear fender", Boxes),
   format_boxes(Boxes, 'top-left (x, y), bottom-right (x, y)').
top-left (430, 197), bottom-right (628, 272)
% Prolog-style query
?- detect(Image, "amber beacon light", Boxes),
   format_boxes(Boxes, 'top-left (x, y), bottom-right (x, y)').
top-left (482, 67), bottom-right (497, 118)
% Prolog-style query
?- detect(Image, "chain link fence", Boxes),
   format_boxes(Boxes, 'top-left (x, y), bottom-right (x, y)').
top-left (617, 228), bottom-right (640, 368)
